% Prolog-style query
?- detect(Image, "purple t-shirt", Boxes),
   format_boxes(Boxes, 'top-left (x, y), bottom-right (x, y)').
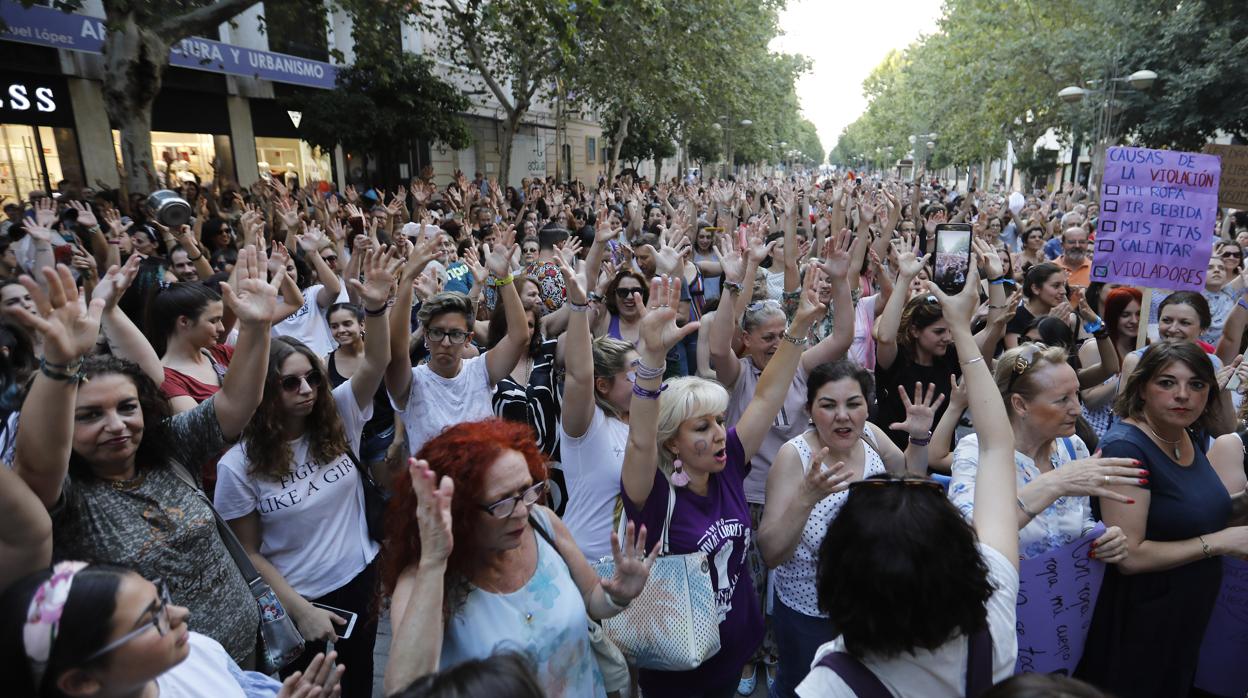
top-left (621, 427), bottom-right (763, 696)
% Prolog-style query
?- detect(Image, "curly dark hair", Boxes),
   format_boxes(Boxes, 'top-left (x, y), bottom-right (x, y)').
top-left (604, 270), bottom-right (649, 317)
top-left (816, 473), bottom-right (993, 658)
top-left (242, 337), bottom-right (349, 482)
top-left (69, 356), bottom-right (173, 480)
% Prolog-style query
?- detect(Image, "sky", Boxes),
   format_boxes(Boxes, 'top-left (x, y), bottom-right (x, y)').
top-left (771, 0), bottom-right (945, 156)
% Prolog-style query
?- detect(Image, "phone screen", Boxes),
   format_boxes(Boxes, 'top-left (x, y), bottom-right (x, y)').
top-left (933, 224), bottom-right (973, 294)
top-left (311, 602), bottom-right (358, 640)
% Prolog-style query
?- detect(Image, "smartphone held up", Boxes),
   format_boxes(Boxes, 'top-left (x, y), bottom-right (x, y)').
top-left (932, 223), bottom-right (973, 294)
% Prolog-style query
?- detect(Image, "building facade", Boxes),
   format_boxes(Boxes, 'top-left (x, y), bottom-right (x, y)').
top-left (0, 0), bottom-right (605, 202)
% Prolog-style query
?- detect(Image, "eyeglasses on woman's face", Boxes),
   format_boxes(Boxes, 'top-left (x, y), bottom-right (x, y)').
top-left (427, 327), bottom-right (471, 345)
top-left (86, 579), bottom-right (173, 661)
top-left (480, 481), bottom-right (547, 519)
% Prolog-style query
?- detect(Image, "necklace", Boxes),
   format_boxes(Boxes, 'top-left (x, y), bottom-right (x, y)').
top-left (1140, 419), bottom-right (1184, 460)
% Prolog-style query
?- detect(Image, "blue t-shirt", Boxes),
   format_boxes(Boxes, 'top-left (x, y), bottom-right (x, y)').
top-left (444, 261), bottom-right (473, 295)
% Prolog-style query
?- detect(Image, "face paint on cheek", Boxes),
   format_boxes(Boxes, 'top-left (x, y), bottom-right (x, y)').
top-left (694, 439), bottom-right (708, 455)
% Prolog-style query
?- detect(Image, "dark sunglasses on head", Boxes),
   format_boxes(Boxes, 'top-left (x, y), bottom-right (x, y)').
top-left (280, 370), bottom-right (323, 393)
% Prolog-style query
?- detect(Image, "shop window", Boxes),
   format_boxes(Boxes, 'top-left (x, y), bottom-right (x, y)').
top-left (264, 1), bottom-right (329, 61)
top-left (112, 130), bottom-right (222, 189)
top-left (255, 137), bottom-right (333, 189)
top-left (0, 125), bottom-right (66, 201)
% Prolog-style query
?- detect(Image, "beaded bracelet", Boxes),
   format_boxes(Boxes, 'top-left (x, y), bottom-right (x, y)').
top-left (632, 383), bottom-right (667, 400)
top-left (567, 300), bottom-right (591, 313)
top-left (633, 359), bottom-right (666, 381)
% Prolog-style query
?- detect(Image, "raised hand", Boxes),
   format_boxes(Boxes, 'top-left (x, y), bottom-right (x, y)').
top-left (888, 382), bottom-right (946, 440)
top-left (799, 447), bottom-right (854, 508)
top-left (222, 246), bottom-right (279, 326)
top-left (972, 237), bottom-right (1003, 280)
top-left (793, 264), bottom-right (828, 327)
top-left (12, 265), bottom-right (105, 365)
top-left (102, 208), bottom-right (133, 241)
top-left (410, 458), bottom-right (454, 563)
top-left (818, 227), bottom-right (854, 281)
top-left (600, 520), bottom-right (659, 604)
top-left (68, 200), bottom-right (97, 228)
top-left (461, 246), bottom-right (488, 287)
top-left (296, 224), bottom-right (327, 255)
top-left (483, 237), bottom-right (518, 279)
top-left (555, 254), bottom-right (587, 305)
top-left (275, 197), bottom-right (300, 231)
top-left (637, 275), bottom-right (698, 359)
top-left (33, 198), bottom-right (56, 228)
top-left (556, 236), bottom-right (583, 266)
top-left (92, 255), bottom-right (143, 309)
top-left (891, 236), bottom-right (929, 279)
top-left (349, 246), bottom-right (402, 310)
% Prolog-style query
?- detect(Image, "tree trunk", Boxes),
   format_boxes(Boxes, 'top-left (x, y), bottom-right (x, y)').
top-left (607, 107), bottom-right (631, 183)
top-left (652, 156), bottom-right (662, 184)
top-left (100, 14), bottom-right (169, 194)
top-left (498, 111), bottom-right (524, 189)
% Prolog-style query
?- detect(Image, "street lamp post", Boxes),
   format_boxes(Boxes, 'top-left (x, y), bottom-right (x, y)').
top-left (1057, 68), bottom-right (1157, 191)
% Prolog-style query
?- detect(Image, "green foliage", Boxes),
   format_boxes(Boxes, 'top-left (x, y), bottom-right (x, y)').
top-left (289, 51), bottom-right (471, 155)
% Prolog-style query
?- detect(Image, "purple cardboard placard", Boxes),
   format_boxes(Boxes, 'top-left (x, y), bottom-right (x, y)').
top-left (1090, 146), bottom-right (1222, 292)
top-left (0, 3), bottom-right (337, 89)
top-left (1014, 523), bottom-right (1106, 676)
top-left (1194, 557), bottom-right (1248, 696)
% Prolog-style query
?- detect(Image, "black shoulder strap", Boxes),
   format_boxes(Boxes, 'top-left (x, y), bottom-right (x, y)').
top-left (813, 652), bottom-right (892, 697)
top-left (965, 625), bottom-right (993, 698)
top-left (168, 461), bottom-right (262, 588)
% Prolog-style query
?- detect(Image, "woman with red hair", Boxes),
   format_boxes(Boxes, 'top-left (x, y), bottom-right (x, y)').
top-left (379, 417), bottom-right (656, 698)
top-left (1080, 287), bottom-right (1143, 438)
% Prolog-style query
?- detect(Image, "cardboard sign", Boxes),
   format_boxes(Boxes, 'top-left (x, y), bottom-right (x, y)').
top-left (1194, 557), bottom-right (1248, 696)
top-left (1090, 147), bottom-right (1221, 292)
top-left (1203, 144), bottom-right (1248, 209)
top-left (1014, 524), bottom-right (1106, 676)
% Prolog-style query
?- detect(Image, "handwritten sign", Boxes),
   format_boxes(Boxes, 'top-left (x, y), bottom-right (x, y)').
top-left (1090, 147), bottom-right (1221, 292)
top-left (1194, 557), bottom-right (1248, 696)
top-left (1203, 144), bottom-right (1248, 209)
top-left (1014, 524), bottom-right (1106, 676)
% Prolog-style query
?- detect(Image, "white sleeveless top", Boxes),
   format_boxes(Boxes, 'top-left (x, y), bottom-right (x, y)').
top-left (773, 429), bottom-right (886, 618)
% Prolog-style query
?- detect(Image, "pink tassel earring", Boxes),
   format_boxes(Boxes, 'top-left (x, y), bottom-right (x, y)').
top-left (671, 458), bottom-right (690, 487)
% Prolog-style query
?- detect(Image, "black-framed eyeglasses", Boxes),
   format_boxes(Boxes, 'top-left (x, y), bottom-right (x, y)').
top-left (427, 327), bottom-right (471, 344)
top-left (480, 481), bottom-right (547, 519)
top-left (1005, 342), bottom-right (1047, 394)
top-left (280, 370), bottom-right (323, 393)
top-left (848, 477), bottom-right (946, 493)
top-left (86, 579), bottom-right (172, 661)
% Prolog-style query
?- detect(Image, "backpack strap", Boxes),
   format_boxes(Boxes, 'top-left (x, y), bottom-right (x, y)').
top-left (965, 625), bottom-right (993, 698)
top-left (813, 652), bottom-right (892, 698)
top-left (1060, 436), bottom-right (1077, 460)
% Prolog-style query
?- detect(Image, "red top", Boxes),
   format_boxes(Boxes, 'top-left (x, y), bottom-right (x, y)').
top-left (160, 344), bottom-right (234, 403)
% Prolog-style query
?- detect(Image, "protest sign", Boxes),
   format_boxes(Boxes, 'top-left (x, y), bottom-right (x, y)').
top-left (1090, 147), bottom-right (1221, 292)
top-left (1194, 557), bottom-right (1248, 696)
top-left (1014, 524), bottom-right (1106, 676)
top-left (1202, 144), bottom-right (1248, 210)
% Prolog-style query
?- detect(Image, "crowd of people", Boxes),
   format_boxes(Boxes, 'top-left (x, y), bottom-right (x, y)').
top-left (0, 167), bottom-right (1247, 698)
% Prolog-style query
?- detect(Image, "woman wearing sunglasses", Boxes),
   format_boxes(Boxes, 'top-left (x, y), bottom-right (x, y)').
top-left (10, 251), bottom-right (276, 665)
top-left (798, 261), bottom-right (1022, 696)
top-left (381, 420), bottom-right (655, 698)
top-left (214, 248), bottom-right (400, 698)
top-left (2, 562), bottom-right (343, 698)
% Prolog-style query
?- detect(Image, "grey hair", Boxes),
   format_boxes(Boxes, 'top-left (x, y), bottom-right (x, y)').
top-left (741, 298), bottom-right (786, 333)
top-left (656, 376), bottom-right (730, 476)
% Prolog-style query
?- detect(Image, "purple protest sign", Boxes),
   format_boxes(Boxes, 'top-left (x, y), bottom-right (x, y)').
top-left (1014, 523), bottom-right (1106, 676)
top-left (0, 3), bottom-right (337, 90)
top-left (1194, 557), bottom-right (1248, 696)
top-left (1090, 147), bottom-right (1222, 292)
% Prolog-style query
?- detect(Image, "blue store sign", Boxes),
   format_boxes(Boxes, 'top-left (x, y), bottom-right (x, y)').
top-left (0, 3), bottom-right (338, 90)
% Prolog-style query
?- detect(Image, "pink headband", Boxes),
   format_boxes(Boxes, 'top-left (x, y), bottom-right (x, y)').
top-left (23, 561), bottom-right (89, 686)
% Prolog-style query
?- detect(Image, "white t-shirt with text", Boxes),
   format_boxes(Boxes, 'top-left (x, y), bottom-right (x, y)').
top-left (215, 380), bottom-right (378, 598)
top-left (271, 283), bottom-right (347, 356)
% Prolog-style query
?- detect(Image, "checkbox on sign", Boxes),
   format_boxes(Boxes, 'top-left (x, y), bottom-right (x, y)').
top-left (1101, 221), bottom-right (1116, 232)
top-left (1093, 266), bottom-right (1108, 279)
top-left (1103, 200), bottom-right (1118, 212)
top-left (1097, 240), bottom-right (1115, 253)
top-left (1105, 184), bottom-right (1120, 195)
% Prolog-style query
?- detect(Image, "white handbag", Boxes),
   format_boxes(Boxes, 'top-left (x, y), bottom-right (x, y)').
top-left (591, 480), bottom-right (722, 671)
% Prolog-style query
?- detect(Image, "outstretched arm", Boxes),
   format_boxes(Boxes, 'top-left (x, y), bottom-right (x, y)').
top-left (347, 247), bottom-right (402, 410)
top-left (213, 246), bottom-right (279, 441)
top-left (558, 258), bottom-right (596, 439)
